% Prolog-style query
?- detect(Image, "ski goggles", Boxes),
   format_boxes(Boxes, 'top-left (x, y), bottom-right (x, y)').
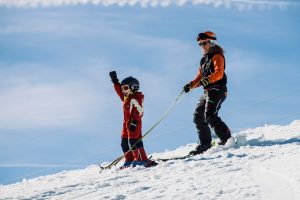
top-left (198, 41), bottom-right (210, 47)
top-left (121, 85), bottom-right (130, 91)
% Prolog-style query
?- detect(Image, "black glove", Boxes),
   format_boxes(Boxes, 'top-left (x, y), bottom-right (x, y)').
top-left (129, 120), bottom-right (138, 132)
top-left (109, 71), bottom-right (119, 84)
top-left (200, 77), bottom-right (210, 87)
top-left (183, 82), bottom-right (191, 93)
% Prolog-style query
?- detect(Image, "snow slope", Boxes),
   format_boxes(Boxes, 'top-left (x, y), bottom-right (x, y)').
top-left (1, 120), bottom-right (300, 200)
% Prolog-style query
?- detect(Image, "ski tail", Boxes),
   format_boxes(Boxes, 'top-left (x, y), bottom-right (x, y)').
top-left (99, 155), bottom-right (124, 172)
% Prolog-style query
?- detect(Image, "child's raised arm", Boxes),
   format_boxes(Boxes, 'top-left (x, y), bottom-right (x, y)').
top-left (109, 71), bottom-right (124, 101)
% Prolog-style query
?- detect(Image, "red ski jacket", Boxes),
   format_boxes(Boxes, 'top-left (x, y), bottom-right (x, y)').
top-left (113, 83), bottom-right (144, 139)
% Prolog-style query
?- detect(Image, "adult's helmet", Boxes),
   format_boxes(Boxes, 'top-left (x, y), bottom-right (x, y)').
top-left (197, 31), bottom-right (217, 41)
top-left (121, 76), bottom-right (139, 92)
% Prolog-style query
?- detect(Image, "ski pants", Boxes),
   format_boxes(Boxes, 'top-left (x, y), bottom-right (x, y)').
top-left (193, 87), bottom-right (231, 146)
top-left (121, 138), bottom-right (148, 161)
top-left (121, 138), bottom-right (144, 153)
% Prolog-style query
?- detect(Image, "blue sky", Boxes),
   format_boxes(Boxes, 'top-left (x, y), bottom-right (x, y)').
top-left (1, 0), bottom-right (300, 184)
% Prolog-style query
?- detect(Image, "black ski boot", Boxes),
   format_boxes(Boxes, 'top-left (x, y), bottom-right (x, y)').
top-left (144, 159), bottom-right (158, 168)
top-left (217, 132), bottom-right (232, 145)
top-left (189, 144), bottom-right (212, 156)
top-left (218, 137), bottom-right (230, 145)
top-left (213, 125), bottom-right (231, 146)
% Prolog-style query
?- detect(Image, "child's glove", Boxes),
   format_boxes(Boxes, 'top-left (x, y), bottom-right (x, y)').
top-left (128, 120), bottom-right (138, 132)
top-left (109, 71), bottom-right (119, 84)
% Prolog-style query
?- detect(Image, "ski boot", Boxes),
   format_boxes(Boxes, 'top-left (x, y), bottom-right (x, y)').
top-left (218, 135), bottom-right (233, 145)
top-left (132, 160), bottom-right (146, 167)
top-left (132, 159), bottom-right (158, 168)
top-left (120, 161), bottom-right (133, 169)
top-left (144, 159), bottom-right (158, 168)
top-left (189, 144), bottom-right (212, 156)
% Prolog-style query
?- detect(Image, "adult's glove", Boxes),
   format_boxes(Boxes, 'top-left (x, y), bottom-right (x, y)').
top-left (109, 71), bottom-right (119, 84)
top-left (183, 82), bottom-right (191, 93)
top-left (128, 120), bottom-right (138, 132)
top-left (200, 77), bottom-right (210, 87)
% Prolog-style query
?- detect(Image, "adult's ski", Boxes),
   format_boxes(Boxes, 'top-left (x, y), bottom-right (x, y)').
top-left (155, 154), bottom-right (193, 162)
top-left (154, 139), bottom-right (222, 162)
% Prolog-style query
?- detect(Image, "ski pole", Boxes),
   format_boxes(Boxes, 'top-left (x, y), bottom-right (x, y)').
top-left (100, 89), bottom-right (185, 170)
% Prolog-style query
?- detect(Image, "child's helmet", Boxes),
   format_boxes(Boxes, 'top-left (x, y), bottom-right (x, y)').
top-left (121, 76), bottom-right (139, 92)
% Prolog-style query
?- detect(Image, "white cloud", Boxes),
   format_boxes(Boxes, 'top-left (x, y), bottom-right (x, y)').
top-left (0, 0), bottom-right (297, 10)
top-left (0, 63), bottom-right (114, 130)
top-left (0, 82), bottom-right (94, 128)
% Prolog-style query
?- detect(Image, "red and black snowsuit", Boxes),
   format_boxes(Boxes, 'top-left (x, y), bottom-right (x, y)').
top-left (113, 83), bottom-right (148, 162)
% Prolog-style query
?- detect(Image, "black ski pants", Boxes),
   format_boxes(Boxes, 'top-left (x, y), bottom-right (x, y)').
top-left (193, 87), bottom-right (231, 146)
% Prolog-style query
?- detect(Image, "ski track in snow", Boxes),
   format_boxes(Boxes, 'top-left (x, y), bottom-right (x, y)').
top-left (250, 152), bottom-right (300, 200)
top-left (1, 120), bottom-right (300, 200)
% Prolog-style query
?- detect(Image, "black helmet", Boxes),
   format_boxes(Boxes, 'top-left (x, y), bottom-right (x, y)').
top-left (121, 76), bottom-right (139, 92)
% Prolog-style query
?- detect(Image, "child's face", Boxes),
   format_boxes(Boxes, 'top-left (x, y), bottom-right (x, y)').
top-left (121, 85), bottom-right (133, 97)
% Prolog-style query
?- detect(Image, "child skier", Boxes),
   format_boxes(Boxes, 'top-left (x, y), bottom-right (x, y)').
top-left (109, 71), bottom-right (156, 168)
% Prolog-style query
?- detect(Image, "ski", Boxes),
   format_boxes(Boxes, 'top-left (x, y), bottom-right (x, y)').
top-left (99, 137), bottom-right (241, 172)
top-left (99, 155), bottom-right (124, 173)
top-left (154, 139), bottom-right (221, 162)
top-left (155, 154), bottom-right (193, 162)
top-left (99, 156), bottom-right (158, 172)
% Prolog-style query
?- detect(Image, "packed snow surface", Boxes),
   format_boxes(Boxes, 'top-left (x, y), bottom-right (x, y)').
top-left (1, 120), bottom-right (300, 200)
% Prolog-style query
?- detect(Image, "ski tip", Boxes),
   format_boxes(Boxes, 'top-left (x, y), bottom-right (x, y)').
top-left (98, 164), bottom-right (106, 173)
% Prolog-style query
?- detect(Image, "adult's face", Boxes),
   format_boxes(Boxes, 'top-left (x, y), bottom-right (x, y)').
top-left (198, 39), bottom-right (211, 55)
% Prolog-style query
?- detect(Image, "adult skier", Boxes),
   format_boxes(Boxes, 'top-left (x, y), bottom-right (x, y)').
top-left (183, 31), bottom-right (232, 155)
top-left (109, 71), bottom-right (156, 168)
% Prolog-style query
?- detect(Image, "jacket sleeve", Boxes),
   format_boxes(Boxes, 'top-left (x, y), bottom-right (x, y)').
top-left (190, 67), bottom-right (203, 89)
top-left (208, 54), bottom-right (225, 83)
top-left (113, 83), bottom-right (124, 101)
top-left (129, 97), bottom-right (144, 121)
